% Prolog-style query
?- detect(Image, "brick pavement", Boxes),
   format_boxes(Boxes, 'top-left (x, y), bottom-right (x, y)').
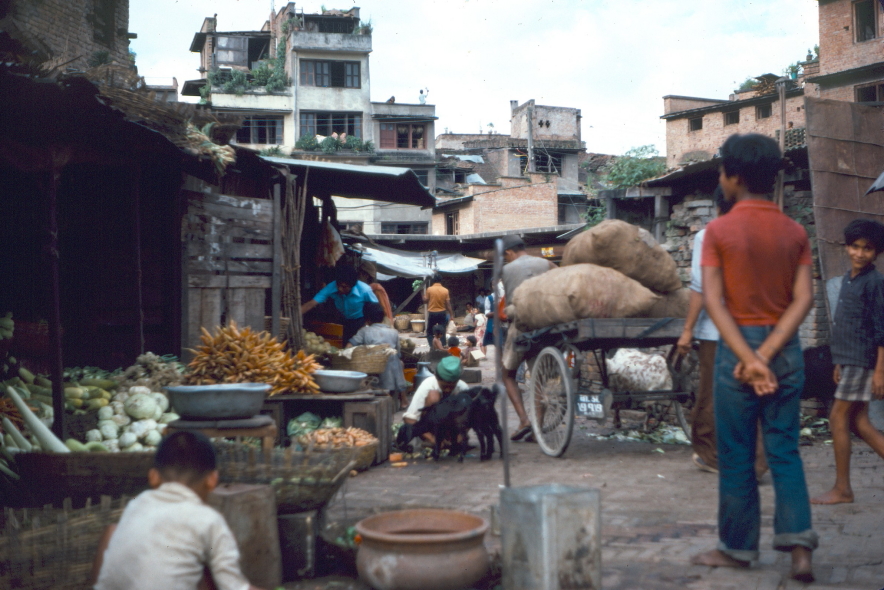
top-left (322, 347), bottom-right (884, 590)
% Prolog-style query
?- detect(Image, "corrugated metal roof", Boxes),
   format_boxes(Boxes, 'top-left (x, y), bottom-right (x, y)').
top-left (261, 156), bottom-right (436, 208)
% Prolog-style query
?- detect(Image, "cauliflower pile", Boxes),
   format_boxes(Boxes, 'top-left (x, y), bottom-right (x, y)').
top-left (84, 386), bottom-right (180, 452)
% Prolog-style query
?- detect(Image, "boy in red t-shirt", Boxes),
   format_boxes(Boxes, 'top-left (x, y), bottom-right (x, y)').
top-left (691, 134), bottom-right (817, 583)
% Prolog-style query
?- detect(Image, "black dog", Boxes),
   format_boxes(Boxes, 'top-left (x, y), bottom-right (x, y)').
top-left (466, 386), bottom-right (504, 461)
top-left (395, 386), bottom-right (504, 462)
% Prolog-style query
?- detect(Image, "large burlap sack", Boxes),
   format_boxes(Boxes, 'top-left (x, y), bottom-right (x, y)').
top-left (512, 264), bottom-right (659, 331)
top-left (644, 287), bottom-right (690, 318)
top-left (562, 219), bottom-right (682, 293)
top-left (606, 349), bottom-right (673, 392)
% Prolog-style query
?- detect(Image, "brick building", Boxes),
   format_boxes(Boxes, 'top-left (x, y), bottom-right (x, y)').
top-left (661, 76), bottom-right (807, 170)
top-left (431, 173), bottom-right (559, 235)
top-left (432, 99), bottom-right (588, 234)
top-left (806, 0), bottom-right (884, 102)
top-left (2, 0), bottom-right (132, 73)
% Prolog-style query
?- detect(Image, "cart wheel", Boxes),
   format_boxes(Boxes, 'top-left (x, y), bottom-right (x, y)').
top-left (673, 399), bottom-right (690, 439)
top-left (666, 346), bottom-right (696, 439)
top-left (527, 346), bottom-right (575, 457)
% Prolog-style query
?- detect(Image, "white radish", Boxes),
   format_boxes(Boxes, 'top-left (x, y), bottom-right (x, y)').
top-left (5, 386), bottom-right (69, 453)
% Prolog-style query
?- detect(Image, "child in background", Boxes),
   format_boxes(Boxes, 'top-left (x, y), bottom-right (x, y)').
top-left (93, 431), bottom-right (264, 590)
top-left (431, 324), bottom-right (446, 351)
top-left (811, 219), bottom-right (884, 505)
top-left (447, 335), bottom-right (462, 358)
top-left (461, 335), bottom-right (480, 367)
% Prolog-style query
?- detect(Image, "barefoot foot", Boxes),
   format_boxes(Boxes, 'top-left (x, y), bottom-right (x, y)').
top-left (810, 488), bottom-right (854, 505)
top-left (690, 549), bottom-right (750, 568)
top-left (790, 546), bottom-right (814, 583)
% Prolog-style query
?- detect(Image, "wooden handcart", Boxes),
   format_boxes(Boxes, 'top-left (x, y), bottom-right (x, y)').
top-left (515, 317), bottom-right (696, 457)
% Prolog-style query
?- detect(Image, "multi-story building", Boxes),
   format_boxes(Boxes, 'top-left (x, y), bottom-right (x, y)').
top-left (805, 0), bottom-right (884, 102)
top-left (661, 75), bottom-right (809, 170)
top-left (182, 3), bottom-right (436, 235)
top-left (432, 99), bottom-right (588, 234)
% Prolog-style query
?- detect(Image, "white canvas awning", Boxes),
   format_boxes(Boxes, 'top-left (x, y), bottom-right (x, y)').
top-left (360, 245), bottom-right (482, 279)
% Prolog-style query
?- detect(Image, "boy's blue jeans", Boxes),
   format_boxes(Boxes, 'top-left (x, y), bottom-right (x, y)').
top-left (714, 326), bottom-right (818, 562)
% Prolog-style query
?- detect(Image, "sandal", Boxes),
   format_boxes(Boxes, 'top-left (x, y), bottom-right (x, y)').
top-left (510, 425), bottom-right (532, 441)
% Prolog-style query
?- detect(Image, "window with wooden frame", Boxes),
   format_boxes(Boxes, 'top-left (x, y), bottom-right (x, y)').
top-left (300, 112), bottom-right (362, 138)
top-left (756, 104), bottom-right (772, 119)
top-left (724, 111), bottom-right (740, 125)
top-left (299, 60), bottom-right (360, 88)
top-left (856, 82), bottom-right (884, 102)
top-left (445, 211), bottom-right (460, 236)
top-left (855, 0), bottom-right (877, 42)
top-left (689, 117), bottom-right (703, 132)
top-left (236, 116), bottom-right (284, 144)
top-left (378, 123), bottom-right (425, 149)
top-left (380, 222), bottom-right (428, 235)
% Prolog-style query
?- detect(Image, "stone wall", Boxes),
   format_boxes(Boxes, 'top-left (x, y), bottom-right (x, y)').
top-left (9, 0), bottom-right (130, 71)
top-left (664, 188), bottom-right (829, 350)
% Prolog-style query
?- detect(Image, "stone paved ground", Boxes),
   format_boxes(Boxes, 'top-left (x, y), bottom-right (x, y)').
top-left (318, 344), bottom-right (884, 590)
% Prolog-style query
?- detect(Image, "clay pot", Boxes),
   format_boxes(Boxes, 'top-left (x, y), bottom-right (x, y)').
top-left (355, 509), bottom-right (489, 590)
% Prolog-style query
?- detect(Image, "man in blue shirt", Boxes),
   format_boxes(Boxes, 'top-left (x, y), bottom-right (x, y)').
top-left (301, 265), bottom-right (378, 342)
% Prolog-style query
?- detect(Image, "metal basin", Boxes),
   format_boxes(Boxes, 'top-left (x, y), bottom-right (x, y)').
top-left (164, 383), bottom-right (270, 420)
top-left (313, 370), bottom-right (368, 393)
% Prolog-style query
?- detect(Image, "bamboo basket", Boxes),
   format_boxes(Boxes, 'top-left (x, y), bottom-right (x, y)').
top-left (393, 315), bottom-right (412, 332)
top-left (0, 496), bottom-right (129, 590)
top-left (329, 345), bottom-right (391, 375)
top-left (11, 451), bottom-right (154, 508)
top-left (297, 440), bottom-right (378, 472)
top-left (264, 316), bottom-right (291, 341)
top-left (213, 442), bottom-right (356, 514)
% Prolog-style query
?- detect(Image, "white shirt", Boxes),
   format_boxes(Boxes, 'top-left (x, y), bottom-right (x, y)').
top-left (690, 229), bottom-right (719, 342)
top-left (95, 482), bottom-right (250, 590)
top-left (402, 376), bottom-right (469, 421)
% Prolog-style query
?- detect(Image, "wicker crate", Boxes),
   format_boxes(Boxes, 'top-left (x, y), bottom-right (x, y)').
top-left (263, 316), bottom-right (291, 341)
top-left (214, 443), bottom-right (356, 514)
top-left (11, 452), bottom-right (154, 508)
top-left (297, 441), bottom-right (378, 472)
top-left (329, 345), bottom-right (391, 374)
top-left (0, 496), bottom-right (128, 590)
top-left (393, 315), bottom-right (412, 332)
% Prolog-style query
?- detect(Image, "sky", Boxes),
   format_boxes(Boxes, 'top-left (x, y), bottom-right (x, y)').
top-left (130, 0), bottom-right (820, 156)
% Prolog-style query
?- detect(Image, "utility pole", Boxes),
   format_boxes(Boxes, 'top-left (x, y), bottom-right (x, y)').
top-left (775, 77), bottom-right (788, 210)
top-left (526, 105), bottom-right (536, 173)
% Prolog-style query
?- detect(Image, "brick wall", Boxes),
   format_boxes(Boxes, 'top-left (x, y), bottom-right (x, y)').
top-left (10, 0), bottom-right (130, 71)
top-left (431, 176), bottom-right (558, 235)
top-left (818, 0), bottom-right (884, 76)
top-left (665, 94), bottom-right (806, 168)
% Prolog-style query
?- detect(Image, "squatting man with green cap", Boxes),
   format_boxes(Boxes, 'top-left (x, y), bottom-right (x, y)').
top-left (401, 356), bottom-right (469, 445)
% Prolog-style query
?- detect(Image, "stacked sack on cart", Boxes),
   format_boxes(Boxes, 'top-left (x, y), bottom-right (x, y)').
top-left (512, 219), bottom-right (689, 332)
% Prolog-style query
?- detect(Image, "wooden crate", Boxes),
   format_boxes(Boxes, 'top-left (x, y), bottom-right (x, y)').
top-left (306, 321), bottom-right (343, 348)
top-left (343, 396), bottom-right (393, 465)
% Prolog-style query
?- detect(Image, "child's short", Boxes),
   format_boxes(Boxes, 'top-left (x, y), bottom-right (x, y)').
top-left (835, 365), bottom-right (874, 402)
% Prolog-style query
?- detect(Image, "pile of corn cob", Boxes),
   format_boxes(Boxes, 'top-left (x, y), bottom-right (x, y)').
top-left (187, 321), bottom-right (322, 395)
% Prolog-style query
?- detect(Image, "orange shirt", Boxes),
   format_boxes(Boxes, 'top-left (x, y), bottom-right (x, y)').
top-left (702, 199), bottom-right (811, 326)
top-left (426, 283), bottom-right (450, 313)
top-left (448, 346), bottom-right (462, 357)
top-left (370, 282), bottom-right (394, 323)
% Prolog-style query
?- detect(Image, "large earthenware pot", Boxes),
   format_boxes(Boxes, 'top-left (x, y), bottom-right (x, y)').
top-left (355, 509), bottom-right (489, 590)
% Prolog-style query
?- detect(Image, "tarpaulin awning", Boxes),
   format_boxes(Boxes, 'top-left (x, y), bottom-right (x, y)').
top-left (360, 244), bottom-right (483, 279)
top-left (261, 156), bottom-right (436, 208)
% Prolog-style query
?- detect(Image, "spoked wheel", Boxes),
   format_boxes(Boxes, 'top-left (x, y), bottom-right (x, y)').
top-left (527, 346), bottom-right (575, 457)
top-left (644, 399), bottom-right (689, 438)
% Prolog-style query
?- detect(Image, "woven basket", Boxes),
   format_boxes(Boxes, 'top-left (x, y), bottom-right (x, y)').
top-left (263, 316), bottom-right (291, 341)
top-left (10, 451), bottom-right (154, 508)
top-left (329, 345), bottom-right (391, 374)
top-left (0, 496), bottom-right (129, 590)
top-left (300, 441), bottom-right (378, 472)
top-left (393, 316), bottom-right (412, 332)
top-left (214, 442), bottom-right (356, 514)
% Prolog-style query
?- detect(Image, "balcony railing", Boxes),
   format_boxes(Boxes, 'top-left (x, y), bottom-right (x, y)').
top-left (289, 30), bottom-right (372, 53)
